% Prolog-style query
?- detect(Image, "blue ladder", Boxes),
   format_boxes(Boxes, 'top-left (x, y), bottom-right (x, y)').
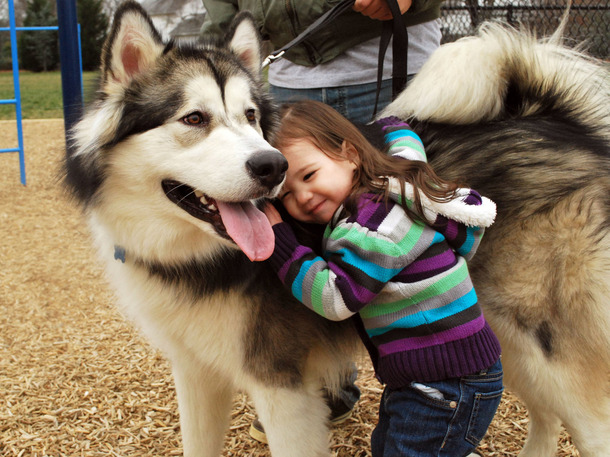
top-left (1, 0), bottom-right (83, 186)
top-left (1, 0), bottom-right (26, 185)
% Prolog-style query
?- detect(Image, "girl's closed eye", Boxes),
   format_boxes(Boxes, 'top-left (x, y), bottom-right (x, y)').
top-left (303, 170), bottom-right (316, 181)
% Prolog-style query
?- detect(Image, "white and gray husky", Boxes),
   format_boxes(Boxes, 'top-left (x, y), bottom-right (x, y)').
top-left (64, 2), bottom-right (609, 456)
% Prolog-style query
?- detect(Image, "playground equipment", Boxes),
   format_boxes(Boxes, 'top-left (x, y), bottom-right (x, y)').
top-left (1, 0), bottom-right (82, 185)
top-left (1, 0), bottom-right (25, 185)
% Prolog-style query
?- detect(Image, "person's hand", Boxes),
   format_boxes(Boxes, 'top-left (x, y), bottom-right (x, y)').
top-left (353, 0), bottom-right (412, 21)
top-left (263, 201), bottom-right (283, 226)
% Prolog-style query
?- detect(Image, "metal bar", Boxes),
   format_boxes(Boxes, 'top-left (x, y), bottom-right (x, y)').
top-left (56, 0), bottom-right (83, 137)
top-left (6, 0), bottom-right (26, 185)
top-left (0, 26), bottom-right (59, 31)
top-left (78, 24), bottom-right (84, 102)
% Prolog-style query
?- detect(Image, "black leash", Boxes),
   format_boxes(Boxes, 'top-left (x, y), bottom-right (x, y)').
top-left (262, 0), bottom-right (357, 68)
top-left (374, 0), bottom-right (408, 115)
top-left (262, 0), bottom-right (408, 118)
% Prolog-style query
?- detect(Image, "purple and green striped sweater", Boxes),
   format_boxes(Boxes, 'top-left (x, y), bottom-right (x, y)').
top-left (267, 119), bottom-right (501, 388)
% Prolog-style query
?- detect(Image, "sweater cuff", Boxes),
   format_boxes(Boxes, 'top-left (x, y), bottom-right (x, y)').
top-left (375, 116), bottom-right (408, 129)
top-left (463, 189), bottom-right (483, 206)
top-left (267, 222), bottom-right (301, 273)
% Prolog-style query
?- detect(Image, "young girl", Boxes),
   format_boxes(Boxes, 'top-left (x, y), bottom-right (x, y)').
top-left (263, 100), bottom-right (502, 456)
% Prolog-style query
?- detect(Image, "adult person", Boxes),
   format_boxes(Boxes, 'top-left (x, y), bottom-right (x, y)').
top-left (200, 0), bottom-right (444, 123)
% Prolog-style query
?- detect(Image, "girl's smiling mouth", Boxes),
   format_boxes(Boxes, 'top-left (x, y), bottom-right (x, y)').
top-left (309, 199), bottom-right (326, 215)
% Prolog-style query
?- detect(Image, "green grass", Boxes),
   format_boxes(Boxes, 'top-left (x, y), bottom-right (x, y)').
top-left (0, 71), bottom-right (98, 120)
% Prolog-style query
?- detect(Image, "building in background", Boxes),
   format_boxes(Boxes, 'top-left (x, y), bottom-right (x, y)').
top-left (140, 0), bottom-right (205, 41)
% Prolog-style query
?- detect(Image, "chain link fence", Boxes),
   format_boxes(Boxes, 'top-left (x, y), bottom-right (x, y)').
top-left (440, 1), bottom-right (610, 59)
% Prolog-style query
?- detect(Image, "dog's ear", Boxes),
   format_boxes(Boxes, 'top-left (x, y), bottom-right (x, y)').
top-left (226, 12), bottom-right (262, 76)
top-left (100, 1), bottom-right (164, 88)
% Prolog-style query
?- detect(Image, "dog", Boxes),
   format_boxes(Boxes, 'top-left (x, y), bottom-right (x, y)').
top-left (382, 22), bottom-right (610, 457)
top-left (63, 1), bottom-right (609, 456)
top-left (63, 3), bottom-right (358, 457)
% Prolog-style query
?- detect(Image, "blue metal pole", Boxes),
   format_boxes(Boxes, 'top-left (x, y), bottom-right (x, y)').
top-left (78, 24), bottom-right (84, 102)
top-left (8, 0), bottom-right (26, 185)
top-left (0, 26), bottom-right (61, 31)
top-left (56, 0), bottom-right (82, 137)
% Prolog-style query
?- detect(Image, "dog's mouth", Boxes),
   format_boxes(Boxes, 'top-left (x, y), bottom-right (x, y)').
top-left (162, 180), bottom-right (275, 261)
top-left (162, 179), bottom-right (227, 237)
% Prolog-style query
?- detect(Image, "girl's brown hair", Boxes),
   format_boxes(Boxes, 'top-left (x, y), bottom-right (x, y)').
top-left (273, 100), bottom-right (459, 221)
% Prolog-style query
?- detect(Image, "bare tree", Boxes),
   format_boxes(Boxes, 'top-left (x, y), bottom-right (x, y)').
top-left (1, 0), bottom-right (28, 25)
top-left (0, 0), bottom-right (7, 22)
top-left (101, 0), bottom-right (122, 17)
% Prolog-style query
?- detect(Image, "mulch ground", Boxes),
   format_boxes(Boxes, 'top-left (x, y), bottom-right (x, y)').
top-left (0, 119), bottom-right (580, 456)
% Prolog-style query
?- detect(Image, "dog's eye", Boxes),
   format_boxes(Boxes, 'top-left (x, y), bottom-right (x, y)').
top-left (245, 109), bottom-right (257, 123)
top-left (182, 112), bottom-right (210, 126)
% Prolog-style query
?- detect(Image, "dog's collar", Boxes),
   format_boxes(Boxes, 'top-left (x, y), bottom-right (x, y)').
top-left (114, 245), bottom-right (126, 263)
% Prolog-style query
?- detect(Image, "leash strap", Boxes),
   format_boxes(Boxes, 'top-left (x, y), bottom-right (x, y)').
top-left (262, 0), bottom-right (356, 68)
top-left (373, 0), bottom-right (408, 117)
top-left (390, 0), bottom-right (408, 98)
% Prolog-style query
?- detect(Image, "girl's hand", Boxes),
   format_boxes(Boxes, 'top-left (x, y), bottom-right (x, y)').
top-left (263, 202), bottom-right (283, 226)
top-left (353, 0), bottom-right (412, 20)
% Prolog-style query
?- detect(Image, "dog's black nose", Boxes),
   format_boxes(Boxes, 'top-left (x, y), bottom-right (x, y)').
top-left (246, 151), bottom-right (288, 189)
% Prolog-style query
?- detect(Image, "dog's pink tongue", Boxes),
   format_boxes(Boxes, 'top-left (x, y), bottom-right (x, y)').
top-left (216, 201), bottom-right (275, 261)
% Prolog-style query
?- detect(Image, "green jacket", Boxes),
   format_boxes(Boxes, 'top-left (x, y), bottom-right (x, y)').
top-left (200, 0), bottom-right (444, 66)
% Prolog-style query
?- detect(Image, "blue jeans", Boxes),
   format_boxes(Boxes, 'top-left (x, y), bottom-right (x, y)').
top-left (270, 79), bottom-right (394, 124)
top-left (371, 359), bottom-right (503, 457)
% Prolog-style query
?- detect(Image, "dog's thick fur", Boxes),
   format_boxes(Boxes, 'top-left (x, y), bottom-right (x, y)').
top-left (382, 24), bottom-right (610, 457)
top-left (64, 2), bottom-right (609, 456)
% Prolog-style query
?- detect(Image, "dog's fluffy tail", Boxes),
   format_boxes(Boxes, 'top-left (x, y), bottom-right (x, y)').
top-left (383, 19), bottom-right (610, 131)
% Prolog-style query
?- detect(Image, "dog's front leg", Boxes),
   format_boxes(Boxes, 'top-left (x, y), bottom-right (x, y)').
top-left (249, 382), bottom-right (331, 457)
top-left (172, 360), bottom-right (235, 457)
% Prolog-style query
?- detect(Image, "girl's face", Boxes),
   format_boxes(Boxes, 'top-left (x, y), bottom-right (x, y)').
top-left (279, 138), bottom-right (357, 224)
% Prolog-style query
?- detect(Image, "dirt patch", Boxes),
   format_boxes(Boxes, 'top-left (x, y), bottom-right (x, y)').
top-left (0, 120), bottom-right (579, 456)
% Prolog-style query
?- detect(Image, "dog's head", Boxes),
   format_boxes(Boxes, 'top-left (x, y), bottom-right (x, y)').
top-left (65, 1), bottom-right (286, 262)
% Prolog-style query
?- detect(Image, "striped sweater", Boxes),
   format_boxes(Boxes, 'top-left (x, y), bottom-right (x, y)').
top-left (268, 118), bottom-right (501, 387)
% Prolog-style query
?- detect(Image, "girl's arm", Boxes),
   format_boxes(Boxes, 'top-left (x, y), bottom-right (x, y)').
top-left (377, 116), bottom-right (427, 162)
top-left (265, 199), bottom-right (424, 321)
top-left (377, 116), bottom-right (490, 260)
top-left (267, 223), bottom-right (396, 321)
top-left (433, 191), bottom-right (487, 261)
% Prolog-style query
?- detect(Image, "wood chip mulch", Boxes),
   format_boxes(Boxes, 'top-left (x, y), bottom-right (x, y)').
top-left (0, 120), bottom-right (579, 456)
